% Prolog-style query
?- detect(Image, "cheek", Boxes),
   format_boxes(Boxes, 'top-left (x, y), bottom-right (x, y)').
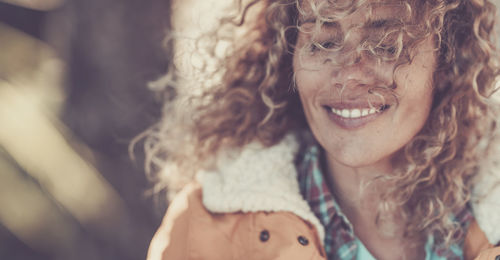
top-left (295, 73), bottom-right (317, 121)
top-left (391, 55), bottom-right (435, 148)
top-left (397, 74), bottom-right (434, 115)
top-left (293, 54), bottom-right (330, 105)
top-left (294, 68), bottom-right (327, 138)
top-left (395, 67), bottom-right (433, 112)
top-left (394, 41), bottom-right (436, 119)
top-left (294, 62), bottom-right (316, 110)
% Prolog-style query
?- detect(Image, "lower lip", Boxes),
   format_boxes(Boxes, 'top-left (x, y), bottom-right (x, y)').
top-left (325, 108), bottom-right (387, 129)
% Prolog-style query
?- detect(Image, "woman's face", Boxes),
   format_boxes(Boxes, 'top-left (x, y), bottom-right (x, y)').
top-left (293, 0), bottom-right (436, 168)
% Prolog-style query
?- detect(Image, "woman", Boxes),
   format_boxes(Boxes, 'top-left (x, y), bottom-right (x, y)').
top-left (145, 0), bottom-right (500, 259)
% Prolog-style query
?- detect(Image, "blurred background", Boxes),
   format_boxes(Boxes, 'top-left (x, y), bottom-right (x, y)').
top-left (0, 0), bottom-right (499, 259)
top-left (0, 0), bottom-right (234, 258)
top-left (0, 0), bottom-right (170, 259)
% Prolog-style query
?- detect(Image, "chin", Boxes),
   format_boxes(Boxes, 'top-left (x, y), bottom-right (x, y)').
top-left (331, 154), bottom-right (381, 169)
top-left (323, 142), bottom-right (394, 170)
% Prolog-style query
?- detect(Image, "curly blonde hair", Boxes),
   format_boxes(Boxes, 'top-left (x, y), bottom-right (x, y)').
top-left (143, 0), bottom-right (499, 246)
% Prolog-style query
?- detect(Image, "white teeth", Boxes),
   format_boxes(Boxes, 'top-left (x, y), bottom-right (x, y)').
top-left (341, 109), bottom-right (350, 118)
top-left (330, 107), bottom-right (380, 118)
top-left (361, 109), bottom-right (369, 116)
top-left (351, 109), bottom-right (361, 118)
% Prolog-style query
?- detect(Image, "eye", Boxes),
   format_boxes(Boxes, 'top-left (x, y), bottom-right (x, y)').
top-left (371, 19), bottom-right (388, 28)
top-left (375, 44), bottom-right (397, 55)
top-left (310, 40), bottom-right (340, 53)
top-left (320, 41), bottom-right (338, 49)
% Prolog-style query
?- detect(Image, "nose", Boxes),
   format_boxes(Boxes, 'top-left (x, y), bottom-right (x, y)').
top-left (328, 50), bottom-right (391, 90)
top-left (329, 51), bottom-right (375, 85)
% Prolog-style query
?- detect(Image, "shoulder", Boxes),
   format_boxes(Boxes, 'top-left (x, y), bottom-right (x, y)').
top-left (147, 182), bottom-right (237, 260)
top-left (146, 133), bottom-right (326, 260)
top-left (146, 182), bottom-right (203, 260)
top-left (463, 219), bottom-right (500, 260)
top-left (147, 181), bottom-right (327, 260)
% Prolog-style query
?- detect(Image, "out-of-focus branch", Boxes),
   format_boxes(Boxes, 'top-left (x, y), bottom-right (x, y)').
top-left (0, 0), bottom-right (64, 10)
top-left (0, 21), bottom-right (133, 258)
top-left (0, 153), bottom-right (80, 259)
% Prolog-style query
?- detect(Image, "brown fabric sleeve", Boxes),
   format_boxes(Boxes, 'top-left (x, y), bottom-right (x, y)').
top-left (464, 219), bottom-right (496, 260)
top-left (473, 247), bottom-right (500, 260)
top-left (147, 183), bottom-right (200, 260)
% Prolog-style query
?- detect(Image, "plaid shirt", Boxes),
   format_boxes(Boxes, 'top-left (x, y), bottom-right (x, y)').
top-left (296, 144), bottom-right (474, 260)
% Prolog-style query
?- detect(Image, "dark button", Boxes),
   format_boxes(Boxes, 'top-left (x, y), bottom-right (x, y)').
top-left (297, 235), bottom-right (309, 246)
top-left (495, 255), bottom-right (500, 260)
top-left (259, 230), bottom-right (270, 242)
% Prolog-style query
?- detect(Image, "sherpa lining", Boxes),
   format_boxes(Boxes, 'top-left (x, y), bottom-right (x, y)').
top-left (196, 134), bottom-right (325, 244)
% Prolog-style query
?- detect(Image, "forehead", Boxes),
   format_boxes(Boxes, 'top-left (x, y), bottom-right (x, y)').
top-left (297, 0), bottom-right (411, 25)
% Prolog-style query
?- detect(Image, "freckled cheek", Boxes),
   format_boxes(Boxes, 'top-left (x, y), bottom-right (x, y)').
top-left (394, 66), bottom-right (434, 113)
top-left (395, 88), bottom-right (433, 133)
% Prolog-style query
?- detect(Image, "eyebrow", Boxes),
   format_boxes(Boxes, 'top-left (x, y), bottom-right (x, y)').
top-left (365, 18), bottom-right (403, 29)
top-left (298, 17), bottom-right (400, 31)
top-left (298, 3), bottom-right (409, 27)
top-left (368, 4), bottom-right (410, 25)
top-left (298, 18), bottom-right (339, 27)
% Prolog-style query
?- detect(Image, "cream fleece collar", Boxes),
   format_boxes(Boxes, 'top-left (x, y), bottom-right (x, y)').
top-left (195, 134), bottom-right (325, 243)
top-left (196, 133), bottom-right (500, 245)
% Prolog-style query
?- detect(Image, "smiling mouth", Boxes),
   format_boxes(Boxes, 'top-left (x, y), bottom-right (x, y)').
top-left (326, 104), bottom-right (391, 119)
top-left (323, 104), bottom-right (391, 129)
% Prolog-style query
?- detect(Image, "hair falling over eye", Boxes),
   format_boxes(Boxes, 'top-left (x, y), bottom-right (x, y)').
top-left (142, 0), bottom-right (500, 246)
top-left (293, 0), bottom-right (448, 109)
top-left (296, 0), bottom-right (410, 60)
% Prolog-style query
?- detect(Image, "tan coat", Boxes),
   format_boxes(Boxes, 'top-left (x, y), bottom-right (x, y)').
top-left (148, 183), bottom-right (326, 260)
top-left (147, 135), bottom-right (500, 260)
top-left (147, 183), bottom-right (500, 260)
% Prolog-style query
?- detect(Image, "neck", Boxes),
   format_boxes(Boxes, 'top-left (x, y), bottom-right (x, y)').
top-left (324, 148), bottom-right (393, 236)
top-left (323, 151), bottom-right (425, 258)
top-left (324, 151), bottom-right (392, 214)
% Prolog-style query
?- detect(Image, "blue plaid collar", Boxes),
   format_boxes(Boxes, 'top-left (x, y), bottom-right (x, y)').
top-left (296, 143), bottom-right (474, 260)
